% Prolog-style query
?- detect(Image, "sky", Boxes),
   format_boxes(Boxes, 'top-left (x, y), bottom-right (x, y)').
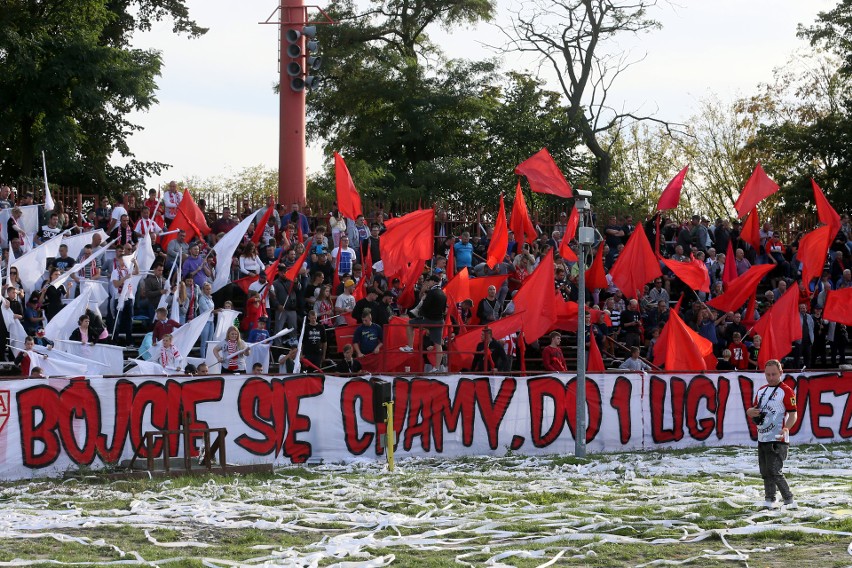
top-left (121, 0), bottom-right (836, 190)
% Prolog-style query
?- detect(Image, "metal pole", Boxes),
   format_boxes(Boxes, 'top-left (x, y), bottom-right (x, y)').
top-left (575, 200), bottom-right (587, 458)
top-left (279, 0), bottom-right (307, 207)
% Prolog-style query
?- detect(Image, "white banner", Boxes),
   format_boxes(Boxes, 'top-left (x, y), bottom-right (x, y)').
top-left (0, 371), bottom-right (850, 479)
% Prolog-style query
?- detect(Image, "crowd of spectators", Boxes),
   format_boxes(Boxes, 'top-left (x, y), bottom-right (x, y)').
top-left (1, 180), bottom-right (850, 375)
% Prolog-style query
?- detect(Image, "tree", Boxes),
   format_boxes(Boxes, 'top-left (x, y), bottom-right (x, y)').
top-left (0, 0), bottom-right (206, 192)
top-left (503, 0), bottom-right (678, 195)
top-left (740, 54), bottom-right (852, 215)
top-left (305, 0), bottom-right (499, 203)
top-left (798, 0), bottom-right (852, 74)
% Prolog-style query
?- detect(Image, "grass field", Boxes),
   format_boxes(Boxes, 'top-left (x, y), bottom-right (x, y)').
top-left (0, 444), bottom-right (850, 567)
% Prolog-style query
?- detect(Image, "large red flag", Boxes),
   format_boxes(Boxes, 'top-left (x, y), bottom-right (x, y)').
top-left (653, 309), bottom-right (715, 371)
top-left (609, 226), bottom-right (662, 299)
top-left (735, 163), bottom-right (779, 218)
top-left (396, 260), bottom-right (425, 310)
top-left (285, 246), bottom-right (311, 292)
top-left (798, 225), bottom-right (834, 285)
top-left (487, 195), bottom-right (508, 268)
top-left (553, 298), bottom-right (579, 332)
top-left (660, 256), bottom-right (710, 292)
top-left (250, 206), bottom-right (275, 245)
top-left (584, 242), bottom-right (608, 290)
top-left (444, 267), bottom-right (471, 304)
top-left (510, 181), bottom-right (537, 245)
top-left (722, 240), bottom-right (738, 287)
top-left (812, 179), bottom-right (841, 232)
top-left (752, 288), bottom-right (802, 368)
top-left (334, 152), bottom-right (363, 221)
top-left (824, 288), bottom-right (852, 325)
top-left (380, 209), bottom-right (434, 278)
top-left (707, 264), bottom-right (774, 313)
top-left (512, 249), bottom-right (557, 343)
top-left (559, 207), bottom-right (579, 262)
top-left (656, 165), bottom-right (689, 211)
top-left (587, 331), bottom-right (606, 372)
top-left (741, 207), bottom-right (761, 252)
top-left (514, 148), bottom-right (573, 198)
top-left (161, 189), bottom-right (211, 248)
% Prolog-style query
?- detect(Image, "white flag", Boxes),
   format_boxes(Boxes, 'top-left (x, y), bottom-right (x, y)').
top-left (211, 210), bottom-right (259, 292)
top-left (44, 287), bottom-right (92, 341)
top-left (51, 237), bottom-right (118, 290)
top-left (61, 229), bottom-right (109, 261)
top-left (42, 151), bottom-right (55, 211)
top-left (0, 205), bottom-right (40, 248)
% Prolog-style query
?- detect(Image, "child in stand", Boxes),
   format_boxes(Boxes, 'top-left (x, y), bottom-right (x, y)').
top-left (247, 316), bottom-right (271, 343)
top-left (158, 333), bottom-right (182, 371)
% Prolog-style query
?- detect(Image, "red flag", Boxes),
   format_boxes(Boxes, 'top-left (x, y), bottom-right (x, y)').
top-left (553, 298), bottom-right (579, 331)
top-left (510, 181), bottom-right (537, 245)
top-left (653, 309), bottom-right (715, 371)
top-left (735, 163), bottom-right (779, 218)
top-left (285, 247), bottom-right (310, 287)
top-left (487, 195), bottom-right (508, 268)
top-left (722, 240), bottom-right (738, 287)
top-left (233, 257), bottom-right (281, 295)
top-left (812, 179), bottom-right (841, 232)
top-left (707, 264), bottom-right (774, 313)
top-left (334, 152), bottom-right (363, 220)
top-left (609, 226), bottom-right (662, 299)
top-left (396, 260), bottom-right (424, 310)
top-left (297, 224), bottom-right (304, 244)
top-left (446, 236), bottom-right (455, 277)
top-left (250, 206), bottom-right (274, 245)
top-left (448, 312), bottom-right (526, 372)
top-left (660, 255), bottom-right (710, 292)
top-left (587, 331), bottom-right (606, 372)
top-left (754, 301), bottom-right (802, 366)
top-left (514, 148), bottom-right (573, 198)
top-left (559, 207), bottom-right (579, 262)
top-left (352, 276), bottom-right (367, 302)
top-left (656, 165), bottom-right (689, 211)
top-left (743, 292), bottom-right (759, 327)
top-left (741, 208), bottom-right (761, 252)
top-left (824, 288), bottom-right (852, 325)
top-left (444, 267), bottom-right (471, 304)
top-left (512, 249), bottom-right (557, 343)
top-left (752, 288), bottom-right (802, 368)
top-left (380, 209), bottom-right (434, 278)
top-left (798, 225), bottom-right (834, 285)
top-left (584, 242), bottom-right (608, 290)
top-left (161, 189), bottom-right (211, 248)
top-left (363, 244), bottom-right (373, 281)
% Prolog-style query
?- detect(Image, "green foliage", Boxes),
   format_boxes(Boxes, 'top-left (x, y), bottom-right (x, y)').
top-left (0, 0), bottom-right (206, 195)
top-left (305, 0), bottom-right (591, 209)
top-left (740, 54), bottom-right (852, 216)
top-left (798, 0), bottom-right (852, 75)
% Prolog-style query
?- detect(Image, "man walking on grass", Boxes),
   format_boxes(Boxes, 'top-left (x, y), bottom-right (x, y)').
top-left (746, 359), bottom-right (798, 509)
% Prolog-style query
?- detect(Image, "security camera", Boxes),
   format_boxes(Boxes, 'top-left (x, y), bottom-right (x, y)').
top-left (573, 188), bottom-right (593, 199)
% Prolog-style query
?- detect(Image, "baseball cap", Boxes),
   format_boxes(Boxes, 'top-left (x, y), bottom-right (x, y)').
top-left (344, 279), bottom-right (355, 287)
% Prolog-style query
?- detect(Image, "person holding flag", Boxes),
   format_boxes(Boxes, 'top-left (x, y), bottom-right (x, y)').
top-left (110, 254), bottom-right (139, 345)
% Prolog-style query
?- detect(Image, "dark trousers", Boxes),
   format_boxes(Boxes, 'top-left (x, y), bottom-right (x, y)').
top-left (113, 299), bottom-right (134, 346)
top-left (758, 442), bottom-right (792, 502)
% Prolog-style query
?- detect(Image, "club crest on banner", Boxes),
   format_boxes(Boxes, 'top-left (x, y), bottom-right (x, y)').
top-left (0, 390), bottom-right (9, 436)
